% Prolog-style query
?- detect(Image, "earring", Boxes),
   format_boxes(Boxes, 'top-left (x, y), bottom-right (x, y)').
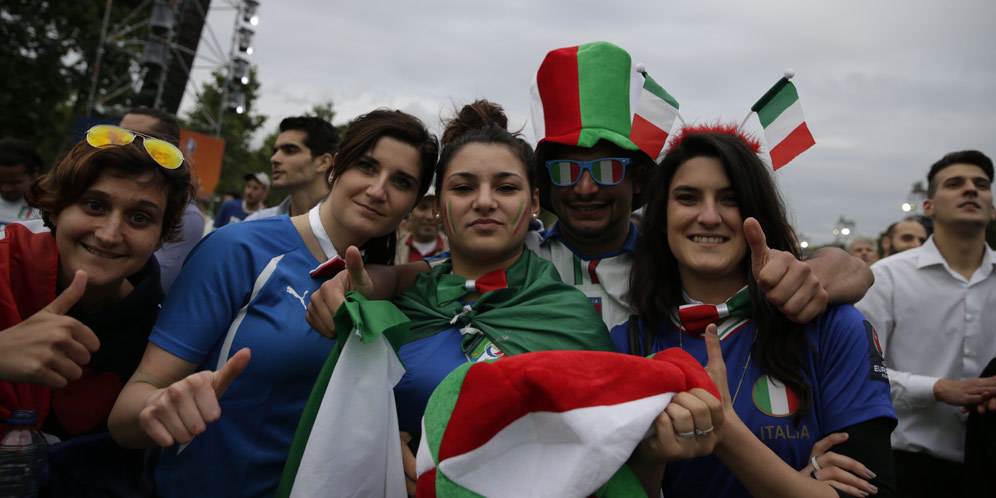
top-left (434, 213), bottom-right (441, 220)
top-left (532, 212), bottom-right (539, 220)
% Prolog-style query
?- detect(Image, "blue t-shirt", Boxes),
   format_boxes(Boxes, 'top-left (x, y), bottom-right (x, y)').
top-left (149, 216), bottom-right (337, 497)
top-left (610, 304), bottom-right (896, 498)
top-left (214, 199), bottom-right (253, 228)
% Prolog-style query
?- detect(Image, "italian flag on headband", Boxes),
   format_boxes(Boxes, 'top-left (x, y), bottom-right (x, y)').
top-left (530, 41), bottom-right (679, 162)
top-left (277, 292), bottom-right (411, 498)
top-left (415, 349), bottom-right (720, 497)
top-left (750, 71), bottom-right (816, 170)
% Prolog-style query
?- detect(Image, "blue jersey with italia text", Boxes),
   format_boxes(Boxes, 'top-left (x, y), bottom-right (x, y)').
top-left (610, 304), bottom-right (896, 497)
top-left (149, 217), bottom-right (337, 497)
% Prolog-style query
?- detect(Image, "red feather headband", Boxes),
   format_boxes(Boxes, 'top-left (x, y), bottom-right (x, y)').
top-left (667, 123), bottom-right (762, 154)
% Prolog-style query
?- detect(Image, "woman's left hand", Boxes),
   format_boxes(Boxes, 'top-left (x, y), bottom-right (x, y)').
top-left (400, 431), bottom-right (417, 497)
top-left (744, 217), bottom-right (829, 324)
top-left (801, 432), bottom-right (879, 496)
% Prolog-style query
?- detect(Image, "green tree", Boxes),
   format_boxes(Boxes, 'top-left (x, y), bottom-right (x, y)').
top-left (0, 1), bottom-right (147, 165)
top-left (182, 66), bottom-right (267, 198)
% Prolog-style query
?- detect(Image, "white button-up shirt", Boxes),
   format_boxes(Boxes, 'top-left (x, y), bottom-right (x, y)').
top-left (856, 235), bottom-right (996, 462)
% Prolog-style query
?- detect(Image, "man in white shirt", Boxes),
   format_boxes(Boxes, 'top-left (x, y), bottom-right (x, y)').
top-left (245, 116), bottom-right (338, 221)
top-left (857, 149), bottom-right (996, 498)
top-left (0, 139), bottom-right (42, 229)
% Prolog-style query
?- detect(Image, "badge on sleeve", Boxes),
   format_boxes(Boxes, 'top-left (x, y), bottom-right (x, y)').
top-left (864, 320), bottom-right (889, 383)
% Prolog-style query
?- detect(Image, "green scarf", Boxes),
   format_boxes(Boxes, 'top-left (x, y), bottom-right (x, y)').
top-left (394, 248), bottom-right (614, 355)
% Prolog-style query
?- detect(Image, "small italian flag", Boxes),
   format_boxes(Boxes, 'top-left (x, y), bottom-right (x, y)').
top-left (629, 68), bottom-right (680, 162)
top-left (752, 374), bottom-right (800, 417)
top-left (530, 41), bottom-right (679, 162)
top-left (415, 348), bottom-right (719, 497)
top-left (750, 73), bottom-right (816, 170)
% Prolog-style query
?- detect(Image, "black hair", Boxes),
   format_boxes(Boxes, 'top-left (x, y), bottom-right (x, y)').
top-left (927, 150), bottom-right (994, 197)
top-left (278, 116), bottom-right (341, 157)
top-left (0, 139), bottom-right (44, 176)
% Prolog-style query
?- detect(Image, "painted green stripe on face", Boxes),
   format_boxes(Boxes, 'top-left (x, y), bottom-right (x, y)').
top-left (445, 201), bottom-right (456, 235)
top-left (511, 200), bottom-right (527, 235)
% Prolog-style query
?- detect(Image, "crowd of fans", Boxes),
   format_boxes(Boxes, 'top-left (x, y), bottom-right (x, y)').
top-left (0, 40), bottom-right (993, 498)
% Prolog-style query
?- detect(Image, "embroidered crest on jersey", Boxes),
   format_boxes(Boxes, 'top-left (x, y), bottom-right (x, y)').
top-left (466, 335), bottom-right (504, 362)
top-left (864, 320), bottom-right (888, 383)
top-left (752, 374), bottom-right (799, 417)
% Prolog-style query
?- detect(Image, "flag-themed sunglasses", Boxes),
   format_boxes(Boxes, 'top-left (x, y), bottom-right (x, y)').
top-left (545, 157), bottom-right (630, 187)
top-left (85, 125), bottom-right (184, 170)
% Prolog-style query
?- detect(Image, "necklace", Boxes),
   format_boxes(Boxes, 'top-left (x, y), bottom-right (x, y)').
top-left (679, 324), bottom-right (756, 405)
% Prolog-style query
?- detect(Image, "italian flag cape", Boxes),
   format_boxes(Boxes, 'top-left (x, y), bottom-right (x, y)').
top-left (530, 41), bottom-right (680, 162)
top-left (415, 349), bottom-right (721, 497)
top-left (278, 250), bottom-right (615, 497)
top-left (751, 76), bottom-right (816, 170)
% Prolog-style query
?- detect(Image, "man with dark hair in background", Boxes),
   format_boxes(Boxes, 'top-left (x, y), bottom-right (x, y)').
top-left (857, 150), bottom-right (996, 498)
top-left (880, 217), bottom-right (928, 257)
top-left (0, 139), bottom-right (43, 228)
top-left (246, 116), bottom-right (339, 221)
top-left (214, 172), bottom-right (269, 228)
top-left (120, 107), bottom-right (204, 293)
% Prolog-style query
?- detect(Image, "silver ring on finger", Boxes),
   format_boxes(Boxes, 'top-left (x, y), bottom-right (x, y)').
top-left (695, 426), bottom-right (714, 436)
top-left (676, 430), bottom-right (696, 439)
top-left (811, 455), bottom-right (823, 472)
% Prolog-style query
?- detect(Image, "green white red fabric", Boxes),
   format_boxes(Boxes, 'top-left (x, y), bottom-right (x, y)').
top-left (752, 374), bottom-right (800, 417)
top-left (530, 41), bottom-right (679, 162)
top-left (415, 349), bottom-right (720, 497)
top-left (277, 293), bottom-right (412, 498)
top-left (677, 286), bottom-right (752, 334)
top-left (750, 77), bottom-right (815, 169)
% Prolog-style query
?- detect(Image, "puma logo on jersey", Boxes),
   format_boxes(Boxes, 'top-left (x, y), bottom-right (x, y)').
top-left (286, 286), bottom-right (309, 309)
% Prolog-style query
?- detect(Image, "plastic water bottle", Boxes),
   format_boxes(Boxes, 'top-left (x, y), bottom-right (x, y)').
top-left (0, 410), bottom-right (48, 498)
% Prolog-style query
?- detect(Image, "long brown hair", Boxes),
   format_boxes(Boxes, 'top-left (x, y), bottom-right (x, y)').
top-left (630, 131), bottom-right (812, 424)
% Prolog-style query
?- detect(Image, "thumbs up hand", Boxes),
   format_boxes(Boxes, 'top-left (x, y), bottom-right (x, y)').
top-left (0, 270), bottom-right (101, 389)
top-left (744, 218), bottom-right (828, 324)
top-left (138, 348), bottom-right (251, 447)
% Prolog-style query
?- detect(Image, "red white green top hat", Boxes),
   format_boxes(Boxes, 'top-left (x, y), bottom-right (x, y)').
top-left (530, 41), bottom-right (680, 162)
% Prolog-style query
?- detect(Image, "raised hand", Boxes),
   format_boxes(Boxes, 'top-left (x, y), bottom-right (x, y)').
top-left (0, 270), bottom-right (100, 389)
top-left (801, 432), bottom-right (879, 496)
top-left (306, 246), bottom-right (372, 339)
top-left (745, 217), bottom-right (828, 324)
top-left (137, 347), bottom-right (250, 447)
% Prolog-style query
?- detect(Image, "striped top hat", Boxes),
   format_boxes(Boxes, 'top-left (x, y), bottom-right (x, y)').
top-left (530, 41), bottom-right (680, 163)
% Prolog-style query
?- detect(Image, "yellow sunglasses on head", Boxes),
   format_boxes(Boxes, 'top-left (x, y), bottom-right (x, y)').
top-left (85, 124), bottom-right (184, 170)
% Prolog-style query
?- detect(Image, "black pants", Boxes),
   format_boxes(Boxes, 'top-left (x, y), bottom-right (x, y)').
top-left (893, 449), bottom-right (964, 498)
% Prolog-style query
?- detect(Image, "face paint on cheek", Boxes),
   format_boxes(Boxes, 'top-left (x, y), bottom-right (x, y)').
top-left (444, 201), bottom-right (457, 235)
top-left (511, 200), bottom-right (528, 235)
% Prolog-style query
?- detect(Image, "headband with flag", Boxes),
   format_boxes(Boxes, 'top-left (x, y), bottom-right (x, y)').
top-left (747, 70), bottom-right (816, 170)
top-left (415, 348), bottom-right (720, 497)
top-left (530, 41), bottom-right (680, 162)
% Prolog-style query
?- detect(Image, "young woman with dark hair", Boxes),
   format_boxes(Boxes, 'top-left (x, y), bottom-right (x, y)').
top-left (108, 109), bottom-right (438, 497)
top-left (0, 128), bottom-right (194, 493)
top-left (613, 126), bottom-right (899, 497)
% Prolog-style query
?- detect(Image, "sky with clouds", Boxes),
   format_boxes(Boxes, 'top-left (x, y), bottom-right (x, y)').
top-left (181, 0), bottom-right (996, 245)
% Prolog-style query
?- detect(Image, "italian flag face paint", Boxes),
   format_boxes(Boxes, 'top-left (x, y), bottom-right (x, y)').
top-left (443, 201), bottom-right (456, 235)
top-left (752, 374), bottom-right (800, 417)
top-left (751, 77), bottom-right (815, 170)
top-left (511, 200), bottom-right (528, 235)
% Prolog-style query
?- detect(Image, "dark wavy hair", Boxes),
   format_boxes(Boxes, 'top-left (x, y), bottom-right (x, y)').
top-left (435, 100), bottom-right (536, 194)
top-left (630, 131), bottom-right (811, 424)
top-left (328, 109), bottom-right (439, 265)
top-left (26, 139), bottom-right (195, 244)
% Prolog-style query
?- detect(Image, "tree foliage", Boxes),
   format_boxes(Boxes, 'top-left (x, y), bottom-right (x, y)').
top-left (0, 0), bottom-right (147, 166)
top-left (181, 66), bottom-right (267, 198)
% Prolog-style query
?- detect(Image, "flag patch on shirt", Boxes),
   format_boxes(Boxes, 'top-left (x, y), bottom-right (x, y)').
top-left (864, 320), bottom-right (888, 383)
top-left (588, 296), bottom-right (602, 316)
top-left (752, 375), bottom-right (799, 417)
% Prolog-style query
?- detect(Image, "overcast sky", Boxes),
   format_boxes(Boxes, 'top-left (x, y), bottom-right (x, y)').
top-left (180, 0), bottom-right (996, 245)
